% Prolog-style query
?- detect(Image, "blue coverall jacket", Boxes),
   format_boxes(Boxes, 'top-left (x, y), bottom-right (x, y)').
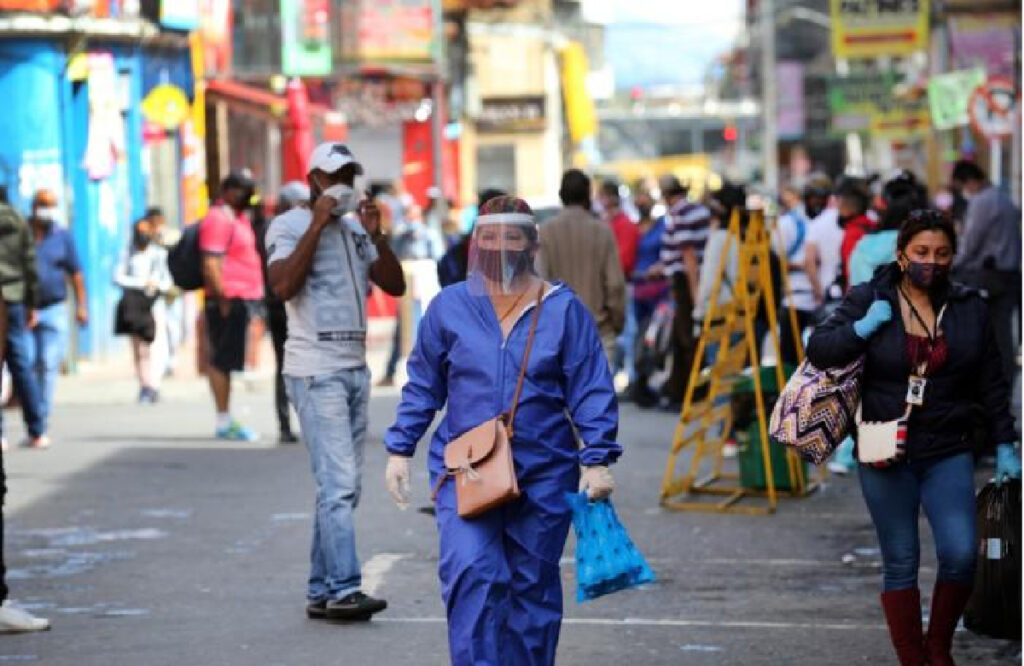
top-left (385, 281), bottom-right (621, 666)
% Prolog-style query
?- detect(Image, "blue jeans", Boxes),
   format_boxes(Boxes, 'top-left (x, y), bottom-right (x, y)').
top-left (2, 304), bottom-right (45, 438)
top-left (285, 367), bottom-right (370, 601)
top-left (31, 302), bottom-right (67, 422)
top-left (858, 452), bottom-right (977, 591)
top-left (384, 301), bottom-right (422, 381)
top-left (615, 288), bottom-right (637, 382)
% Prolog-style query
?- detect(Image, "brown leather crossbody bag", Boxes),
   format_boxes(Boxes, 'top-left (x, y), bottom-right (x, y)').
top-left (430, 285), bottom-right (545, 519)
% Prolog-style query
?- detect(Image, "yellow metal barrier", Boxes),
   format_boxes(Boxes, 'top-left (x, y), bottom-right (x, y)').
top-left (659, 209), bottom-right (822, 514)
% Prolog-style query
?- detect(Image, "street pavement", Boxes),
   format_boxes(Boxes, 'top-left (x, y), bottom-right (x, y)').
top-left (0, 358), bottom-right (1020, 665)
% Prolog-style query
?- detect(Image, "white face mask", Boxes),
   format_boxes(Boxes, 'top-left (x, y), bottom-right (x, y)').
top-left (321, 182), bottom-right (360, 216)
top-left (36, 207), bottom-right (60, 224)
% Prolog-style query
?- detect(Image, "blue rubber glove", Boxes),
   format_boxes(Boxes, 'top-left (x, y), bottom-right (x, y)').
top-left (853, 300), bottom-right (892, 340)
top-left (996, 443), bottom-right (1022, 483)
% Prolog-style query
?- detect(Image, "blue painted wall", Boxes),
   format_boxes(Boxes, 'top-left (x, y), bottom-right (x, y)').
top-left (0, 41), bottom-right (64, 215)
top-left (0, 39), bottom-right (147, 359)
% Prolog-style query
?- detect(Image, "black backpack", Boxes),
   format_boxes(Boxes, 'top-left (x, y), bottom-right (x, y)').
top-left (167, 222), bottom-right (204, 290)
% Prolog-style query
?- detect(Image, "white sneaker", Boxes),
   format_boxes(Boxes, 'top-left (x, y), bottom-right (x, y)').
top-left (19, 436), bottom-right (49, 450)
top-left (0, 601), bottom-right (50, 633)
top-left (827, 461), bottom-right (852, 476)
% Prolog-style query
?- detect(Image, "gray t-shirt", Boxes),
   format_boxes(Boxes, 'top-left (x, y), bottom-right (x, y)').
top-left (266, 208), bottom-right (379, 377)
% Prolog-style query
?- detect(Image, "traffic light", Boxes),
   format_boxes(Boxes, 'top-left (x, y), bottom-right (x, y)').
top-left (723, 124), bottom-right (738, 142)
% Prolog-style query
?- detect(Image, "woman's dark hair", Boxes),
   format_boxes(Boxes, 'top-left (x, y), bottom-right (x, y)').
top-left (559, 169), bottom-right (592, 209)
top-left (478, 188), bottom-right (506, 208)
top-left (896, 209), bottom-right (957, 255)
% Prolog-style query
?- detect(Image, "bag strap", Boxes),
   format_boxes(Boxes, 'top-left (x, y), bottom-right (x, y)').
top-left (786, 212), bottom-right (807, 259)
top-left (506, 283), bottom-right (546, 441)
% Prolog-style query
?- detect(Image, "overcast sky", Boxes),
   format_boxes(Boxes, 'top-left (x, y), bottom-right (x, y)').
top-left (607, 0), bottom-right (745, 90)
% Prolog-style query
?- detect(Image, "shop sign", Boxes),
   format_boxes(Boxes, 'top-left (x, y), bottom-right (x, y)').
top-left (776, 61), bottom-right (805, 139)
top-left (141, 84), bottom-right (191, 130)
top-left (160, 0), bottom-right (200, 31)
top-left (828, 71), bottom-right (929, 137)
top-left (927, 69), bottom-right (985, 131)
top-left (0, 0), bottom-right (59, 9)
top-left (476, 96), bottom-right (545, 132)
top-left (338, 0), bottom-right (439, 63)
top-left (442, 0), bottom-right (519, 8)
top-left (943, 0), bottom-right (1016, 10)
top-left (830, 0), bottom-right (929, 59)
top-left (948, 16), bottom-right (1018, 80)
top-left (333, 78), bottom-right (428, 127)
top-left (199, 0), bottom-right (233, 76)
top-left (869, 107), bottom-right (930, 138)
top-left (281, 0), bottom-right (332, 76)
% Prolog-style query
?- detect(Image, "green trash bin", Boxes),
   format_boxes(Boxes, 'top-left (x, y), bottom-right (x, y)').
top-left (736, 421), bottom-right (806, 492)
top-left (730, 365), bottom-right (806, 492)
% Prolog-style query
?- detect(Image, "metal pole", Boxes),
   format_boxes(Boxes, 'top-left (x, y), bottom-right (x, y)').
top-left (990, 138), bottom-right (1002, 188)
top-left (430, 0), bottom-right (448, 229)
top-left (760, 0), bottom-right (778, 194)
top-left (431, 78), bottom-right (447, 228)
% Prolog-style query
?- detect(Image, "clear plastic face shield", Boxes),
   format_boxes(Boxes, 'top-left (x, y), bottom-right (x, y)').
top-left (467, 213), bottom-right (539, 296)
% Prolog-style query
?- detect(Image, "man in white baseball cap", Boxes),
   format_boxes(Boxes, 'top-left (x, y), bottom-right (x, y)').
top-left (308, 142), bottom-right (364, 180)
top-left (265, 143), bottom-right (405, 621)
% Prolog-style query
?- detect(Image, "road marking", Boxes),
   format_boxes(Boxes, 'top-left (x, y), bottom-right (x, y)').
top-left (361, 553), bottom-right (409, 596)
top-left (557, 556), bottom-right (934, 572)
top-left (376, 616), bottom-right (886, 631)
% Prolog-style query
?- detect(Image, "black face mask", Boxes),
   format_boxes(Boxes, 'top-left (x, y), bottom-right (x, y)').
top-left (904, 261), bottom-right (951, 290)
top-left (637, 205), bottom-right (653, 219)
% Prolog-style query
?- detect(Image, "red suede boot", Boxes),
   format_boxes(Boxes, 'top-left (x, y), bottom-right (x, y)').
top-left (880, 587), bottom-right (927, 666)
top-left (924, 581), bottom-right (974, 666)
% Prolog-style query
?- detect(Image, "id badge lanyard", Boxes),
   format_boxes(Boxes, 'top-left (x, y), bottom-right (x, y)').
top-left (901, 294), bottom-right (948, 408)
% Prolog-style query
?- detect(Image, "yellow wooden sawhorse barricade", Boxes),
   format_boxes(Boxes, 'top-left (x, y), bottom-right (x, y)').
top-left (659, 208), bottom-right (823, 514)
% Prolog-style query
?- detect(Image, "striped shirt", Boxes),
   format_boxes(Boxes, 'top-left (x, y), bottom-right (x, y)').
top-left (660, 200), bottom-right (711, 276)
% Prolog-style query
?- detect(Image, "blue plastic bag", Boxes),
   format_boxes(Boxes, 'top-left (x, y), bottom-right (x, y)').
top-left (565, 492), bottom-right (655, 602)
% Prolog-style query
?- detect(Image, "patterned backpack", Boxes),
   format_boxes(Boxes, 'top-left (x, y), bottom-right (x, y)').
top-left (769, 356), bottom-right (864, 465)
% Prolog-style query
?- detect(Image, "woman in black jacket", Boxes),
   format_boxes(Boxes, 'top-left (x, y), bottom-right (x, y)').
top-left (807, 210), bottom-right (1021, 666)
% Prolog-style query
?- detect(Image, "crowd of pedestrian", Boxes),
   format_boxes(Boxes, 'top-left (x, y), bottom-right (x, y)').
top-left (0, 144), bottom-right (1019, 666)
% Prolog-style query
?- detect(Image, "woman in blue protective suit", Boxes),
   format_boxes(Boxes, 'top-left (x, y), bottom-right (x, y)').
top-left (383, 195), bottom-right (621, 666)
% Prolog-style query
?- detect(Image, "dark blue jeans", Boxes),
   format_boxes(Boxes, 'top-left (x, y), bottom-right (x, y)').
top-left (2, 303), bottom-right (45, 438)
top-left (858, 451), bottom-right (977, 591)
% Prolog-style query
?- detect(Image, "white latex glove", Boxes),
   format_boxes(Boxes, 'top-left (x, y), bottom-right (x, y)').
top-left (580, 465), bottom-right (615, 501)
top-left (385, 455), bottom-right (412, 510)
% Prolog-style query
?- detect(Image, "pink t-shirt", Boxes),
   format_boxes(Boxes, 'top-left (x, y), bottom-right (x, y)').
top-left (198, 202), bottom-right (264, 301)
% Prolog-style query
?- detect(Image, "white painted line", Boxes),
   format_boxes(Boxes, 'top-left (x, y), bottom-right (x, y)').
top-left (557, 556), bottom-right (908, 570)
top-left (361, 553), bottom-right (409, 596)
top-left (376, 617), bottom-right (886, 632)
